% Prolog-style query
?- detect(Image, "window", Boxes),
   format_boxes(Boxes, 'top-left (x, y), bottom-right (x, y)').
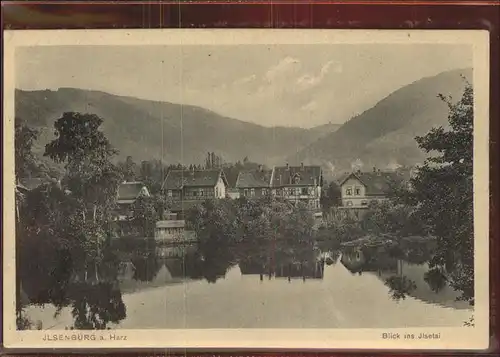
top-left (308, 187), bottom-right (314, 195)
top-left (262, 188), bottom-right (267, 196)
top-left (354, 186), bottom-right (361, 196)
top-left (295, 188), bottom-right (301, 196)
top-left (346, 201), bottom-right (353, 206)
top-left (192, 191), bottom-right (198, 197)
top-left (346, 187), bottom-right (353, 196)
top-left (250, 188), bottom-right (255, 197)
top-left (215, 187), bottom-right (219, 197)
top-left (244, 189), bottom-right (249, 197)
top-left (301, 187), bottom-right (308, 195)
top-left (167, 190), bottom-right (172, 197)
top-left (200, 189), bottom-right (204, 196)
top-left (361, 200), bottom-right (368, 206)
top-left (272, 189), bottom-right (276, 195)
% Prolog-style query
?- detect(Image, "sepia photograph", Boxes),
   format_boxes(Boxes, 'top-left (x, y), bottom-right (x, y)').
top-left (2, 29), bottom-right (490, 350)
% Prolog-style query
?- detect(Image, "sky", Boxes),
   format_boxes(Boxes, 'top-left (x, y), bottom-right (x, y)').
top-left (16, 44), bottom-right (472, 128)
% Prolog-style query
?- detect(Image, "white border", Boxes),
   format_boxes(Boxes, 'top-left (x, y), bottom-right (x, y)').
top-left (2, 29), bottom-right (490, 350)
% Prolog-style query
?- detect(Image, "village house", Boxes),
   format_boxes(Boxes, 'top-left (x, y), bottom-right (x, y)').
top-left (155, 213), bottom-right (186, 241)
top-left (161, 168), bottom-right (229, 217)
top-left (226, 188), bottom-right (241, 200)
top-left (154, 213), bottom-right (197, 258)
top-left (235, 165), bottom-right (272, 199)
top-left (270, 163), bottom-right (322, 211)
top-left (114, 181), bottom-right (151, 221)
top-left (338, 168), bottom-right (405, 209)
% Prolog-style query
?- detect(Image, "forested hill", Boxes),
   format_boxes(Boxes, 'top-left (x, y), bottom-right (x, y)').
top-left (15, 88), bottom-right (339, 167)
top-left (288, 68), bottom-right (473, 175)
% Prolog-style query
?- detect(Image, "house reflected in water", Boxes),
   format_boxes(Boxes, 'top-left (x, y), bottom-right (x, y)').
top-left (239, 258), bottom-right (325, 282)
top-left (339, 242), bottom-right (469, 310)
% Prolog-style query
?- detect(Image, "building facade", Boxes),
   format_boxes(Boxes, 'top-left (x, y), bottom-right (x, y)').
top-left (338, 169), bottom-right (403, 209)
top-left (161, 169), bottom-right (229, 216)
top-left (270, 163), bottom-right (322, 211)
top-left (235, 167), bottom-right (272, 199)
top-left (154, 213), bottom-right (197, 258)
top-left (226, 188), bottom-right (241, 200)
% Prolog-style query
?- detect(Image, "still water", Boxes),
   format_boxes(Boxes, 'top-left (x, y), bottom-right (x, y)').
top-left (25, 257), bottom-right (472, 330)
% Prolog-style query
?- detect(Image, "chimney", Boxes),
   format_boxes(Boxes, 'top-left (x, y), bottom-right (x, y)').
top-left (373, 166), bottom-right (376, 173)
top-left (301, 162), bottom-right (304, 171)
top-left (377, 169), bottom-right (381, 176)
top-left (286, 163), bottom-right (289, 170)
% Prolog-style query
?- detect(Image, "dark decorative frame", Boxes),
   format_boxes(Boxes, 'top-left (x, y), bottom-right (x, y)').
top-left (1, 1), bottom-right (499, 355)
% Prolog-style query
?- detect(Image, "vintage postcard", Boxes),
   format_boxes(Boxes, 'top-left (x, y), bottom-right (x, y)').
top-left (2, 29), bottom-right (490, 350)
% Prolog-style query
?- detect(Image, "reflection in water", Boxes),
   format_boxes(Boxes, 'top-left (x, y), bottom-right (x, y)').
top-left (384, 276), bottom-right (417, 301)
top-left (338, 238), bottom-right (469, 310)
top-left (69, 282), bottom-right (126, 330)
top-left (424, 267), bottom-right (448, 293)
top-left (240, 258), bottom-right (325, 281)
top-left (22, 235), bottom-right (472, 330)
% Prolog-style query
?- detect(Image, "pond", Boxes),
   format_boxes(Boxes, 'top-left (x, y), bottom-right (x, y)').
top-left (23, 244), bottom-right (472, 330)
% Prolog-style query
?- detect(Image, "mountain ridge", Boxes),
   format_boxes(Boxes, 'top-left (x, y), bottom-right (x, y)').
top-left (15, 87), bottom-right (340, 167)
top-left (15, 67), bottom-right (470, 177)
top-left (287, 67), bottom-right (472, 176)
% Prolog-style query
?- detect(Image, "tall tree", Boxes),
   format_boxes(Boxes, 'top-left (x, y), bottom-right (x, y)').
top-left (399, 82), bottom-right (474, 304)
top-left (15, 118), bottom-right (39, 181)
top-left (129, 195), bottom-right (168, 237)
top-left (45, 112), bottom-right (122, 216)
top-left (44, 112), bottom-right (123, 282)
top-left (320, 181), bottom-right (342, 213)
top-left (118, 156), bottom-right (137, 181)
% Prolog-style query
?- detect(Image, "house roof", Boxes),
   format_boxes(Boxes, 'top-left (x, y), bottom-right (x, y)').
top-left (270, 165), bottom-right (322, 187)
top-left (19, 177), bottom-right (51, 191)
top-left (340, 252), bottom-right (398, 274)
top-left (162, 169), bottom-right (228, 190)
top-left (117, 181), bottom-right (149, 201)
top-left (339, 171), bottom-right (403, 196)
top-left (235, 170), bottom-right (271, 189)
